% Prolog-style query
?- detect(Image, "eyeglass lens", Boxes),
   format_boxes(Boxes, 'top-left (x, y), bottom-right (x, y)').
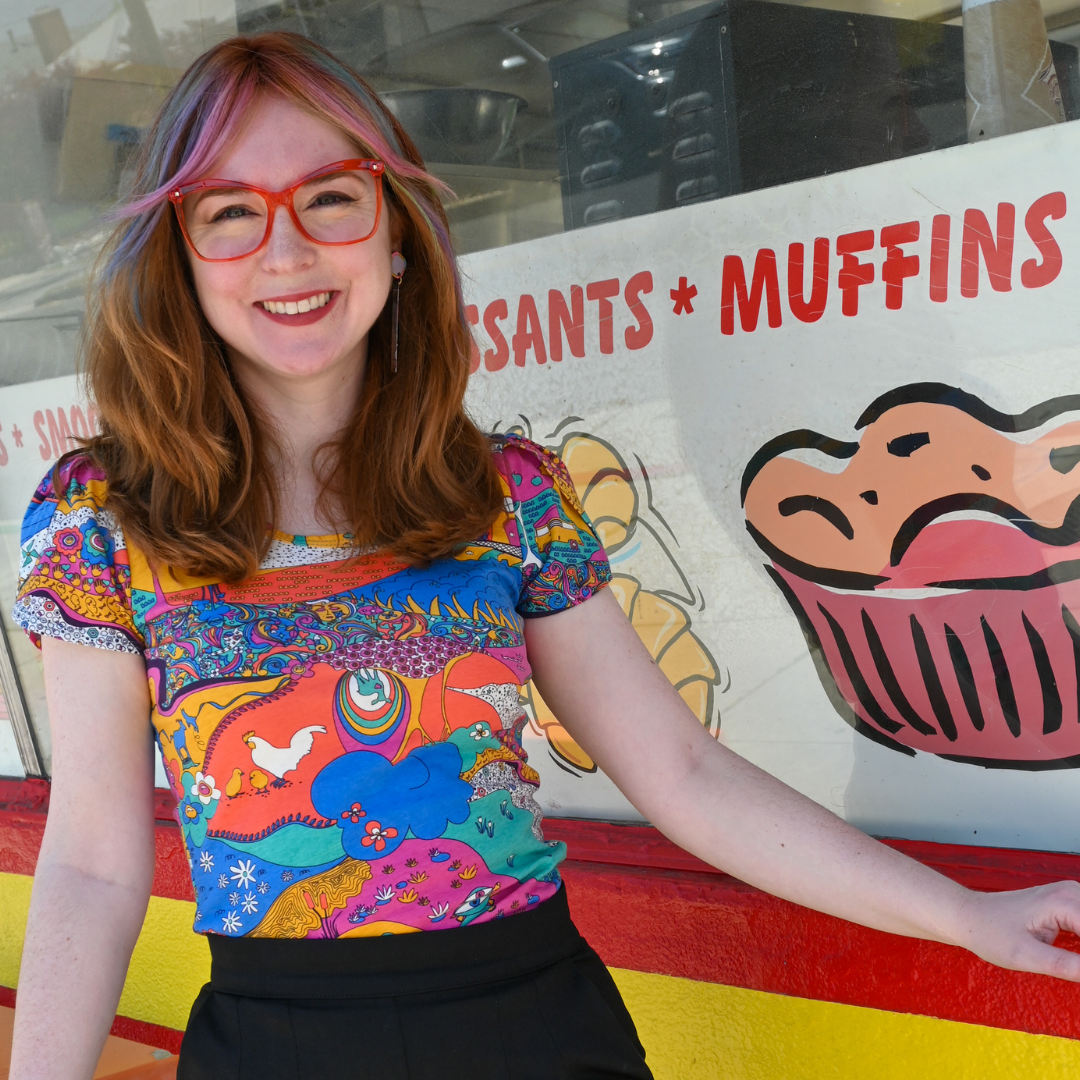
top-left (181, 169), bottom-right (379, 260)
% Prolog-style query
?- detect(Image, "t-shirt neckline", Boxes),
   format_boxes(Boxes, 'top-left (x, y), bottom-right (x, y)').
top-left (271, 528), bottom-right (354, 549)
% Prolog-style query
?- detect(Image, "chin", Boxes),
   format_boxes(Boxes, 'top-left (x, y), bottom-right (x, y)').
top-left (261, 351), bottom-right (357, 379)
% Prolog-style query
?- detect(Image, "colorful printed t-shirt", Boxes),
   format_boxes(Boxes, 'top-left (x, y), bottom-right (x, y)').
top-left (13, 435), bottom-right (610, 939)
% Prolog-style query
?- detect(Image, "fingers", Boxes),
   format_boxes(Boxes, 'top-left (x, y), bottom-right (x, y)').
top-left (965, 881), bottom-right (1080, 982)
top-left (1005, 936), bottom-right (1080, 982)
top-left (1036, 880), bottom-right (1080, 940)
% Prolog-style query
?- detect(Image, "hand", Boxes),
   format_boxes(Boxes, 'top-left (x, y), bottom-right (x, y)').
top-left (949, 882), bottom-right (1080, 980)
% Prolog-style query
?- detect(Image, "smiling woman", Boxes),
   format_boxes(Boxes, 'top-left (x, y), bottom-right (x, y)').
top-left (5, 32), bottom-right (649, 1080)
top-left (85, 33), bottom-right (503, 581)
top-left (11, 26), bottom-right (1080, 1080)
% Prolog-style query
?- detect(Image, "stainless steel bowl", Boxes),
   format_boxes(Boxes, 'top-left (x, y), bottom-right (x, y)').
top-left (380, 89), bottom-right (527, 166)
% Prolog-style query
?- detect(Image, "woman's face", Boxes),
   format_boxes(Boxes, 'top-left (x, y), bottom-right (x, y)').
top-left (185, 95), bottom-right (395, 393)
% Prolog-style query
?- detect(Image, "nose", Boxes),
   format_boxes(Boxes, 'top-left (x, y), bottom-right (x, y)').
top-left (258, 200), bottom-right (317, 273)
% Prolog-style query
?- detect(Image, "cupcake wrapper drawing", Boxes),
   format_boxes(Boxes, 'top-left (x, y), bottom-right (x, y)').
top-left (743, 383), bottom-right (1080, 769)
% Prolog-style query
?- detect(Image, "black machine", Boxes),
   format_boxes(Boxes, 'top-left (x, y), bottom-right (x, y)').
top-left (550, 0), bottom-right (1080, 230)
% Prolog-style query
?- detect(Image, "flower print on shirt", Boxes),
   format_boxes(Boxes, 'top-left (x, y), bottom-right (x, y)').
top-left (80, 524), bottom-right (114, 566)
top-left (193, 772), bottom-right (220, 805)
top-left (362, 822), bottom-right (397, 852)
top-left (230, 860), bottom-right (256, 888)
top-left (53, 527), bottom-right (82, 556)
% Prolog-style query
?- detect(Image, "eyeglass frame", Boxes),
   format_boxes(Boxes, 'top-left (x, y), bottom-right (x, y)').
top-left (168, 158), bottom-right (387, 263)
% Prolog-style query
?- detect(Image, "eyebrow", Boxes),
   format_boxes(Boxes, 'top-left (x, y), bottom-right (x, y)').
top-left (188, 166), bottom-right (365, 193)
top-left (189, 185), bottom-right (259, 195)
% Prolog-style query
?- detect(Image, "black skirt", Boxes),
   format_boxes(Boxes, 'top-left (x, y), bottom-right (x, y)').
top-left (177, 887), bottom-right (653, 1080)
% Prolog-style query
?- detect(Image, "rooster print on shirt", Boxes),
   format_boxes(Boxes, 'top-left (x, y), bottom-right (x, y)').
top-left (13, 435), bottom-right (610, 938)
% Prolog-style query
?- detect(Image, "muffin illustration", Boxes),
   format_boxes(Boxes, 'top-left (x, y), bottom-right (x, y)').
top-left (743, 383), bottom-right (1080, 768)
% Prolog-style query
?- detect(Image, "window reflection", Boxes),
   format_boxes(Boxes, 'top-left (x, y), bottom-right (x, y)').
top-left (0, 697), bottom-right (24, 778)
top-left (0, 0), bottom-right (1077, 775)
top-left (0, 0), bottom-right (1075, 347)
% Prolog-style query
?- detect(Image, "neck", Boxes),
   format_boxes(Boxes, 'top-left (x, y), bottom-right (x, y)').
top-left (228, 344), bottom-right (368, 537)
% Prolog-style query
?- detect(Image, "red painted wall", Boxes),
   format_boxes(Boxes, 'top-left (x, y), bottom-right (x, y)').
top-left (3, 779), bottom-right (1080, 1045)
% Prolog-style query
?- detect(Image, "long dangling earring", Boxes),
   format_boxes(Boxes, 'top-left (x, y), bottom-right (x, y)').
top-left (390, 251), bottom-right (406, 374)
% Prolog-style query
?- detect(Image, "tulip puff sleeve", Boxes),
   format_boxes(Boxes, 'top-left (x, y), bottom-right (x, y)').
top-left (495, 434), bottom-right (612, 617)
top-left (12, 455), bottom-right (143, 653)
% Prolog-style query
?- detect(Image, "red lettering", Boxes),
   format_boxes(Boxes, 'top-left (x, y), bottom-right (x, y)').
top-left (1021, 191), bottom-right (1066, 289)
top-left (69, 405), bottom-right (90, 439)
top-left (880, 221), bottom-right (920, 311)
top-left (930, 214), bottom-right (950, 303)
top-left (548, 287), bottom-right (584, 362)
top-left (787, 239), bottom-right (829, 323)
top-left (482, 299), bottom-right (509, 372)
top-left (961, 203), bottom-right (1015, 296)
top-left (512, 294), bottom-right (547, 366)
top-left (511, 295), bottom-right (548, 367)
top-left (34, 410), bottom-right (50, 460)
top-left (586, 278), bottom-right (620, 354)
top-left (56, 407), bottom-right (73, 453)
top-left (836, 231), bottom-right (875, 316)
top-left (464, 304), bottom-right (481, 373)
top-left (721, 250), bottom-right (782, 335)
top-left (46, 408), bottom-right (64, 459)
top-left (623, 271), bottom-right (653, 350)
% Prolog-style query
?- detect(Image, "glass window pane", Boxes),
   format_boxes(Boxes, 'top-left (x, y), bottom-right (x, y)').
top-left (0, 0), bottom-right (1075, 776)
top-left (0, 0), bottom-right (240, 776)
top-left (0, 707), bottom-right (26, 779)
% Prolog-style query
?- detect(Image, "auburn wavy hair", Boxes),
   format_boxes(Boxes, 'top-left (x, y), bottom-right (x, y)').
top-left (82, 32), bottom-right (502, 583)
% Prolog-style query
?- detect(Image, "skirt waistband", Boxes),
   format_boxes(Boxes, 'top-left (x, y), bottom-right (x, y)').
top-left (207, 886), bottom-right (583, 999)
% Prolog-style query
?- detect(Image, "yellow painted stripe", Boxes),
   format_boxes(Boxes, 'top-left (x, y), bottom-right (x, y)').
top-left (610, 968), bottom-right (1080, 1079)
top-left (0, 873), bottom-right (31, 992)
top-left (5, 872), bottom-right (1080, 1075)
top-left (0, 872), bottom-right (209, 1032)
top-left (118, 895), bottom-right (209, 1031)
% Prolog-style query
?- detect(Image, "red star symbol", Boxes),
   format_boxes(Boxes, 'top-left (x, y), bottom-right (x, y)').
top-left (670, 277), bottom-right (697, 315)
top-left (10, 424), bottom-right (22, 448)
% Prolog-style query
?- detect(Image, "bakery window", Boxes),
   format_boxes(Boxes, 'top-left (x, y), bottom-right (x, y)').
top-left (0, 0), bottom-right (1075, 778)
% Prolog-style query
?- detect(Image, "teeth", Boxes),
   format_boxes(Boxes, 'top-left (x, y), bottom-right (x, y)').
top-left (261, 292), bottom-right (330, 315)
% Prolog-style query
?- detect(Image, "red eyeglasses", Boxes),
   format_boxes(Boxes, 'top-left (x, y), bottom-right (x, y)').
top-left (169, 159), bottom-right (385, 262)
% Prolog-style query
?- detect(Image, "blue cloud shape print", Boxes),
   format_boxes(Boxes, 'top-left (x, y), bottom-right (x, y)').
top-left (310, 743), bottom-right (473, 859)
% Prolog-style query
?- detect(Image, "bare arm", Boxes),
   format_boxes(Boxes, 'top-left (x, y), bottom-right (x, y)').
top-left (9, 638), bottom-right (156, 1080)
top-left (526, 588), bottom-right (1080, 980)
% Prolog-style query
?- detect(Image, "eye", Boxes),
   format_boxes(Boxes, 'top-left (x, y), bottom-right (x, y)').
top-left (1050, 445), bottom-right (1080, 474)
top-left (214, 204), bottom-right (256, 221)
top-left (308, 190), bottom-right (354, 208)
top-left (778, 495), bottom-right (854, 539)
top-left (886, 432), bottom-right (930, 457)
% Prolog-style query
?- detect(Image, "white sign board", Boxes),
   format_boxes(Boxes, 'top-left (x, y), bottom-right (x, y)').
top-left (463, 120), bottom-right (1080, 851)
